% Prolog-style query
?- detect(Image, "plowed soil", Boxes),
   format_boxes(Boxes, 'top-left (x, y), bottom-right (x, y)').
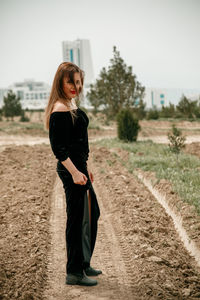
top-left (0, 145), bottom-right (56, 300)
top-left (1, 142), bottom-right (200, 300)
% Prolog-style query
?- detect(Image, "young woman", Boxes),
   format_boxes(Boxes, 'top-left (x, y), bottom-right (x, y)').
top-left (45, 62), bottom-right (101, 286)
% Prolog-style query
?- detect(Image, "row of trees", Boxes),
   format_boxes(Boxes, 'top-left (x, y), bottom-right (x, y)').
top-left (146, 96), bottom-right (200, 120)
top-left (1, 47), bottom-right (199, 124)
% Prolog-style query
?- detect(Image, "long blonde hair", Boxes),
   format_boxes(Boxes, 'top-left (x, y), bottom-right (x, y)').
top-left (44, 62), bottom-right (84, 130)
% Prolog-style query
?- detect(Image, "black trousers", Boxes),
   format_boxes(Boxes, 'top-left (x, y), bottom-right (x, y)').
top-left (56, 161), bottom-right (100, 275)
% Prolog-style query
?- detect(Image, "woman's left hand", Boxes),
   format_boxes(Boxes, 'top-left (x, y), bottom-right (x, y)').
top-left (88, 169), bottom-right (94, 183)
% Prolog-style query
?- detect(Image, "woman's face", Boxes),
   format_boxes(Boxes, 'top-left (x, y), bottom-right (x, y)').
top-left (62, 72), bottom-right (82, 99)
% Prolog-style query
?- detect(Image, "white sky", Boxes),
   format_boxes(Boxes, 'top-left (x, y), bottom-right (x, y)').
top-left (0, 0), bottom-right (200, 89)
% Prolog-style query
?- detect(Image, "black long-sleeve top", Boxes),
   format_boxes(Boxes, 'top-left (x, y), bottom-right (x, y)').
top-left (49, 108), bottom-right (89, 170)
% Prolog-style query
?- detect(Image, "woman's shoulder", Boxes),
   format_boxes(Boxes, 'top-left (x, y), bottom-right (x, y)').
top-left (52, 101), bottom-right (72, 113)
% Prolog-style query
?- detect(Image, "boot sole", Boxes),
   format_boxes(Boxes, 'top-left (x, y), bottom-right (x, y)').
top-left (85, 271), bottom-right (102, 276)
top-left (66, 280), bottom-right (98, 286)
top-left (65, 280), bottom-right (98, 286)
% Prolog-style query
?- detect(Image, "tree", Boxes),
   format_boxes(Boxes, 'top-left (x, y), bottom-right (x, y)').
top-left (87, 46), bottom-right (145, 119)
top-left (117, 109), bottom-right (140, 142)
top-left (159, 102), bottom-right (176, 118)
top-left (20, 110), bottom-right (30, 122)
top-left (176, 95), bottom-right (198, 119)
top-left (146, 106), bottom-right (159, 120)
top-left (2, 90), bottom-right (22, 121)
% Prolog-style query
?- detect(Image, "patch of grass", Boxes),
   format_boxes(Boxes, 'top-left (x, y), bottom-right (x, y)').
top-left (93, 137), bottom-right (200, 214)
top-left (23, 123), bottom-right (45, 130)
top-left (106, 159), bottom-right (115, 166)
top-left (99, 168), bottom-right (105, 174)
top-left (0, 121), bottom-right (47, 135)
top-left (88, 119), bottom-right (106, 130)
top-left (88, 123), bottom-right (101, 130)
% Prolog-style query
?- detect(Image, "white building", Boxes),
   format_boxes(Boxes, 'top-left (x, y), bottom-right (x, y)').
top-left (143, 87), bottom-right (200, 109)
top-left (0, 88), bottom-right (8, 108)
top-left (0, 79), bottom-right (51, 109)
top-left (62, 39), bottom-right (94, 108)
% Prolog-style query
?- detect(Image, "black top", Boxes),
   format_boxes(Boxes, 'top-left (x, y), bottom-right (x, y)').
top-left (49, 108), bottom-right (89, 169)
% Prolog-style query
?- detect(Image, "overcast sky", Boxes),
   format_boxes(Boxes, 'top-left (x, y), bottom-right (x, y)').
top-left (0, 0), bottom-right (199, 90)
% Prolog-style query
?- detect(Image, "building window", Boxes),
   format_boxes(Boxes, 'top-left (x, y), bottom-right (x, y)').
top-left (70, 49), bottom-right (74, 62)
top-left (78, 48), bottom-right (81, 67)
top-left (17, 91), bottom-right (24, 100)
top-left (40, 93), bottom-right (43, 99)
top-left (17, 90), bottom-right (24, 100)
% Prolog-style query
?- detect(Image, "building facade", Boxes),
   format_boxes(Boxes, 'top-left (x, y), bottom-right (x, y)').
top-left (0, 79), bottom-right (51, 109)
top-left (62, 39), bottom-right (95, 108)
top-left (143, 88), bottom-right (200, 109)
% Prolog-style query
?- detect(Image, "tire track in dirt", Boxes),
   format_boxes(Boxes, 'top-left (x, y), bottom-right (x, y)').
top-left (43, 176), bottom-right (67, 300)
top-left (91, 184), bottom-right (137, 300)
top-left (44, 177), bottom-right (138, 300)
top-left (43, 175), bottom-right (137, 299)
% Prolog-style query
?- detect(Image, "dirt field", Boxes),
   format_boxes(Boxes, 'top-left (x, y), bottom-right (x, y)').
top-left (0, 118), bottom-right (200, 299)
top-left (139, 120), bottom-right (200, 137)
top-left (0, 145), bottom-right (56, 300)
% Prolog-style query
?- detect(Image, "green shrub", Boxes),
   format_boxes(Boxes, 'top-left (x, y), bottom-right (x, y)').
top-left (117, 109), bottom-right (140, 142)
top-left (168, 124), bottom-right (186, 159)
top-left (20, 111), bottom-right (30, 122)
top-left (146, 107), bottom-right (159, 120)
top-left (159, 103), bottom-right (176, 118)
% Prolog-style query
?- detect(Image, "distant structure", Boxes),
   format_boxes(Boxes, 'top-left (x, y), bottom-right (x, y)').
top-left (0, 89), bottom-right (7, 108)
top-left (0, 79), bottom-right (50, 109)
top-left (62, 39), bottom-right (94, 108)
top-left (143, 88), bottom-right (200, 109)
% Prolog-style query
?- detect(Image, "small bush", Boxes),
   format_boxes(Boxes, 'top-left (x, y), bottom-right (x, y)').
top-left (146, 107), bottom-right (159, 120)
top-left (117, 109), bottom-right (140, 142)
top-left (168, 124), bottom-right (186, 159)
top-left (20, 111), bottom-right (30, 122)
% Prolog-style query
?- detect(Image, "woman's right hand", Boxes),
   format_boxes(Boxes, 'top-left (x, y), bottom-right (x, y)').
top-left (72, 170), bottom-right (88, 185)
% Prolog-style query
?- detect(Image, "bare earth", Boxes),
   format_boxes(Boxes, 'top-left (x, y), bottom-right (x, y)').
top-left (0, 124), bottom-right (200, 299)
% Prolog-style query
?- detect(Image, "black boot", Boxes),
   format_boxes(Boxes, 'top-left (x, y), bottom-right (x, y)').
top-left (66, 272), bottom-right (98, 286)
top-left (84, 266), bottom-right (102, 276)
